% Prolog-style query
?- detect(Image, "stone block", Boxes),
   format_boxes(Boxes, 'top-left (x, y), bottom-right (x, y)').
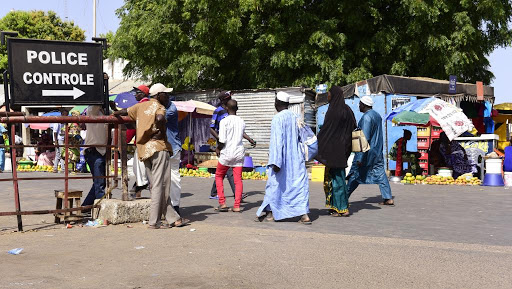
top-left (94, 198), bottom-right (150, 224)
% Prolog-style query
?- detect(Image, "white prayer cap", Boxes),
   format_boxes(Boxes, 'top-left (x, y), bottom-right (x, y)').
top-left (360, 96), bottom-right (373, 106)
top-left (276, 91), bottom-right (290, 103)
top-left (149, 83), bottom-right (173, 96)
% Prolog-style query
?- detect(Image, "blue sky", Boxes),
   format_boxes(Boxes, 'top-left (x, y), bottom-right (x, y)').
top-left (0, 0), bottom-right (510, 104)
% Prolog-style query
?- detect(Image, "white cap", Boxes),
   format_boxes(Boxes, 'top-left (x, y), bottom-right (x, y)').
top-left (149, 83), bottom-right (173, 96)
top-left (276, 91), bottom-right (290, 103)
top-left (360, 96), bottom-right (373, 106)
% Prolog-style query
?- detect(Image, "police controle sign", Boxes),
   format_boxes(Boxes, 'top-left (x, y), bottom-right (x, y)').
top-left (7, 38), bottom-right (104, 105)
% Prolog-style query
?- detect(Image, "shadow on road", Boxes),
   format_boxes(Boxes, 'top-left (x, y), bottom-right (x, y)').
top-left (181, 192), bottom-right (193, 199)
top-left (306, 195), bottom-right (383, 221)
top-left (181, 205), bottom-right (216, 222)
top-left (348, 196), bottom-right (383, 215)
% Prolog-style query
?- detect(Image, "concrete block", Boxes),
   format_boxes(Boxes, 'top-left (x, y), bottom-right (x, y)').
top-left (94, 198), bottom-right (150, 224)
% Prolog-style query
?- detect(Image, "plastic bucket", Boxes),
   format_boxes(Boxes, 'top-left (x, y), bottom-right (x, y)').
top-left (254, 166), bottom-right (267, 175)
top-left (311, 165), bottom-right (325, 182)
top-left (504, 172), bottom-right (512, 187)
top-left (243, 156), bottom-right (254, 168)
top-left (199, 145), bottom-right (211, 152)
top-left (485, 158), bottom-right (503, 174)
top-left (483, 173), bottom-right (505, 187)
top-left (438, 168), bottom-right (453, 178)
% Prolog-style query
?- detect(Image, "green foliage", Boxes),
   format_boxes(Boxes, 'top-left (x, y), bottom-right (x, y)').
top-left (99, 31), bottom-right (116, 60)
top-left (112, 0), bottom-right (512, 90)
top-left (0, 10), bottom-right (85, 75)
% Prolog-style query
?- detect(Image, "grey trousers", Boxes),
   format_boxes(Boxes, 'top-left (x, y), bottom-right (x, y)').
top-left (53, 140), bottom-right (64, 171)
top-left (144, 151), bottom-right (180, 227)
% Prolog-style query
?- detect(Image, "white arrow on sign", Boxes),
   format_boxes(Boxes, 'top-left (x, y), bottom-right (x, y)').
top-left (41, 87), bottom-right (85, 100)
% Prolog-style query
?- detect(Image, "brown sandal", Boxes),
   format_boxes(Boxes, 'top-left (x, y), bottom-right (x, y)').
top-left (298, 215), bottom-right (312, 225)
top-left (214, 205), bottom-right (229, 212)
top-left (171, 218), bottom-right (190, 227)
top-left (379, 200), bottom-right (395, 206)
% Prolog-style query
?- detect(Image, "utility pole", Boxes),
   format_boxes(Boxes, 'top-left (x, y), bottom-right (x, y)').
top-left (93, 0), bottom-right (97, 38)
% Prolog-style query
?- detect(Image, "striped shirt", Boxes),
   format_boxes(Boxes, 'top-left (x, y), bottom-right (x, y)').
top-left (218, 115), bottom-right (246, 167)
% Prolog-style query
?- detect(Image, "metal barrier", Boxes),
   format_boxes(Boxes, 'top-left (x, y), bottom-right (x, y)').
top-left (0, 114), bottom-right (133, 231)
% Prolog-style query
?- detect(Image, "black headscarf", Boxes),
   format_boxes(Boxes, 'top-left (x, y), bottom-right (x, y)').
top-left (316, 86), bottom-right (356, 168)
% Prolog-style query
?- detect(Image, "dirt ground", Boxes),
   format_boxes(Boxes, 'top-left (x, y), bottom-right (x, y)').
top-left (1, 175), bottom-right (512, 288)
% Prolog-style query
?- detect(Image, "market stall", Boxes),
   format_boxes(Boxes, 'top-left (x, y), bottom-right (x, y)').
top-left (316, 75), bottom-right (495, 175)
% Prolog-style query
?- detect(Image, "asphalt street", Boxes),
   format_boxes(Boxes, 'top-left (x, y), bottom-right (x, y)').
top-left (1, 172), bottom-right (511, 246)
top-left (0, 173), bottom-right (511, 288)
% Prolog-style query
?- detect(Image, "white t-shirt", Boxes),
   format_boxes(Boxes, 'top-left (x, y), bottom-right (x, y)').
top-left (218, 115), bottom-right (246, 167)
top-left (85, 106), bottom-right (108, 156)
top-left (51, 123), bottom-right (65, 142)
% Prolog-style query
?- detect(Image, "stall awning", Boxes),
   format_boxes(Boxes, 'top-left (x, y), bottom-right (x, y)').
top-left (316, 75), bottom-right (495, 106)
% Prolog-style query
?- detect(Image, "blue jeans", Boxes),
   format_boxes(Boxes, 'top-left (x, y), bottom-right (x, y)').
top-left (82, 148), bottom-right (106, 206)
top-left (0, 148), bottom-right (5, 171)
top-left (347, 165), bottom-right (393, 201)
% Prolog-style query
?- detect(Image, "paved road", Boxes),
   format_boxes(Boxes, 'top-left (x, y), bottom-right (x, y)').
top-left (1, 173), bottom-right (512, 288)
top-left (1, 173), bottom-right (511, 246)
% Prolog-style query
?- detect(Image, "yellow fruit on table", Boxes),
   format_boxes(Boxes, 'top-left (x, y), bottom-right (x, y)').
top-left (405, 173), bottom-right (412, 177)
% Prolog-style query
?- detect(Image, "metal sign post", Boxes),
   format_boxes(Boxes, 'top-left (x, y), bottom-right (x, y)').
top-left (7, 38), bottom-right (104, 106)
top-left (1, 33), bottom-right (108, 231)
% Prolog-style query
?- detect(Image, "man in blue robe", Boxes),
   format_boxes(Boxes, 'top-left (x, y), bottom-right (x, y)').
top-left (256, 92), bottom-right (312, 224)
top-left (347, 96), bottom-right (394, 206)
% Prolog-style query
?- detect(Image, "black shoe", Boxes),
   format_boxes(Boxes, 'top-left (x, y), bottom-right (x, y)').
top-left (137, 184), bottom-right (149, 191)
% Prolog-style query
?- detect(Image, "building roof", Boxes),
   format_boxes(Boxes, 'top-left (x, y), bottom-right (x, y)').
top-left (317, 74), bottom-right (495, 106)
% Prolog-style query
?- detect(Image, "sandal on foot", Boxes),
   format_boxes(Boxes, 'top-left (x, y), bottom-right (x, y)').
top-left (173, 218), bottom-right (190, 227)
top-left (231, 207), bottom-right (243, 213)
top-left (215, 206), bottom-right (229, 212)
top-left (379, 200), bottom-right (395, 206)
top-left (254, 216), bottom-right (265, 222)
top-left (148, 224), bottom-right (167, 229)
top-left (255, 212), bottom-right (273, 222)
top-left (298, 218), bottom-right (312, 225)
top-left (332, 212), bottom-right (350, 217)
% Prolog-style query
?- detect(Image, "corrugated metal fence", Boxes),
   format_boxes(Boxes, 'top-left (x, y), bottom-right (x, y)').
top-left (233, 91), bottom-right (276, 166)
top-left (174, 88), bottom-right (316, 166)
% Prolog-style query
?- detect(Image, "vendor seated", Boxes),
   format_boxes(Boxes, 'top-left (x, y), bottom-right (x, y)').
top-left (434, 132), bottom-right (473, 178)
top-left (35, 133), bottom-right (56, 167)
top-left (428, 137), bottom-right (445, 172)
top-left (389, 129), bottom-right (420, 176)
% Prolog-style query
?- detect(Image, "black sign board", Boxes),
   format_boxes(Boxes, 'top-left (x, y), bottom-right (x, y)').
top-left (7, 38), bottom-right (104, 106)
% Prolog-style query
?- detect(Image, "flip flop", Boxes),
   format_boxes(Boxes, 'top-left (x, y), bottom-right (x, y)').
top-left (379, 200), bottom-right (395, 206)
top-left (215, 206), bottom-right (229, 212)
top-left (231, 207), bottom-right (243, 213)
top-left (173, 218), bottom-right (190, 227)
top-left (298, 218), bottom-right (312, 225)
top-left (331, 212), bottom-right (350, 217)
top-left (148, 224), bottom-right (168, 229)
top-left (254, 212), bottom-right (273, 222)
top-left (254, 216), bottom-right (265, 222)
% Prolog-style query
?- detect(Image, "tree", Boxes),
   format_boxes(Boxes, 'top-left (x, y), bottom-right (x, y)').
top-left (0, 10), bottom-right (85, 75)
top-left (100, 31), bottom-right (116, 60)
top-left (112, 0), bottom-right (512, 90)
